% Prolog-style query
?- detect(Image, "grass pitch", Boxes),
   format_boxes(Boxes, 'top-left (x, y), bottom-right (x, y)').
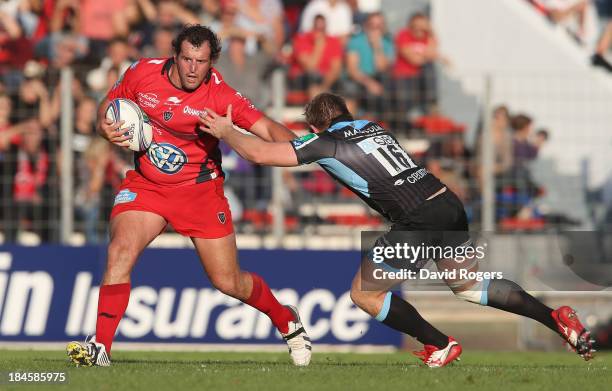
top-left (0, 350), bottom-right (610, 391)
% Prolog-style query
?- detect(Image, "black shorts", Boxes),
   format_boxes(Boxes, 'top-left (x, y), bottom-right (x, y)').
top-left (370, 190), bottom-right (471, 272)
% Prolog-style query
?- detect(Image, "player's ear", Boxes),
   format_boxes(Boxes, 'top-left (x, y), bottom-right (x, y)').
top-left (309, 125), bottom-right (321, 134)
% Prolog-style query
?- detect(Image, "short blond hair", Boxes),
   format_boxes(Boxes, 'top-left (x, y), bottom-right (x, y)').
top-left (304, 93), bottom-right (351, 130)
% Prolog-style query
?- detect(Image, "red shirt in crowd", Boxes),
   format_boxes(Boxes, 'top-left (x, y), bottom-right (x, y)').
top-left (393, 28), bottom-right (432, 78)
top-left (289, 32), bottom-right (343, 78)
top-left (107, 58), bottom-right (263, 186)
top-left (13, 149), bottom-right (48, 202)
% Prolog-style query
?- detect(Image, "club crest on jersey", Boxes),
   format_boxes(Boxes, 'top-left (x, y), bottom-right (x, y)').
top-left (163, 111), bottom-right (173, 121)
top-left (217, 212), bottom-right (226, 224)
top-left (147, 142), bottom-right (187, 174)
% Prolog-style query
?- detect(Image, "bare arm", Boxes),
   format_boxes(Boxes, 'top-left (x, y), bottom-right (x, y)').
top-left (200, 105), bottom-right (298, 166)
top-left (346, 52), bottom-right (383, 95)
top-left (248, 115), bottom-right (297, 142)
top-left (321, 57), bottom-right (342, 90)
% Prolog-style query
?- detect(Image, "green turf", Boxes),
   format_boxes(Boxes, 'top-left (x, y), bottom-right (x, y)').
top-left (0, 350), bottom-right (610, 391)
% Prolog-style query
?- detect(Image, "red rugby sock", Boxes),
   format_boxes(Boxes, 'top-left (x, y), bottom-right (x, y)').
top-left (245, 273), bottom-right (294, 333)
top-left (95, 283), bottom-right (130, 355)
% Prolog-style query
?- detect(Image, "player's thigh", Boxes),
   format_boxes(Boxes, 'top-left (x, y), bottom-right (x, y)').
top-left (107, 210), bottom-right (167, 268)
top-left (436, 256), bottom-right (480, 291)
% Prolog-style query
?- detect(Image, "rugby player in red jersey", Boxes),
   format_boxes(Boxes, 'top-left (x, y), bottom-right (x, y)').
top-left (66, 25), bottom-right (311, 367)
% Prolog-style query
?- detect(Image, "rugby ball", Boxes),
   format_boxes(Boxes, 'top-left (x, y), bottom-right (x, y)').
top-left (105, 98), bottom-right (153, 152)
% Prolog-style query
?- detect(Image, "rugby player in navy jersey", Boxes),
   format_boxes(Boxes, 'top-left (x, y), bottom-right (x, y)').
top-left (200, 93), bottom-right (595, 367)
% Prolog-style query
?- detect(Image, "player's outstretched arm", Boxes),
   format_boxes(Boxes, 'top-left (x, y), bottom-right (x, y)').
top-left (201, 105), bottom-right (299, 167)
top-left (96, 96), bottom-right (131, 148)
top-left (248, 115), bottom-right (297, 142)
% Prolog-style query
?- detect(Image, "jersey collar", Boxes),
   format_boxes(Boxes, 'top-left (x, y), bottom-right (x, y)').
top-left (328, 114), bottom-right (356, 131)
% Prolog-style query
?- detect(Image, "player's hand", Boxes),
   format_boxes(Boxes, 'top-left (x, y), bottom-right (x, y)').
top-left (199, 105), bottom-right (234, 139)
top-left (98, 117), bottom-right (131, 148)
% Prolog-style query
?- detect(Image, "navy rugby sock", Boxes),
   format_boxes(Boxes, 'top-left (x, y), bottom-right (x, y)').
top-left (376, 292), bottom-right (449, 349)
top-left (486, 279), bottom-right (557, 331)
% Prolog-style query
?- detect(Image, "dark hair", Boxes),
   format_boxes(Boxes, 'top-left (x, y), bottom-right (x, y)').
top-left (409, 12), bottom-right (427, 23)
top-left (304, 93), bottom-right (352, 129)
top-left (109, 37), bottom-right (128, 47)
top-left (536, 128), bottom-right (549, 140)
top-left (172, 24), bottom-right (222, 62)
top-left (510, 114), bottom-right (532, 131)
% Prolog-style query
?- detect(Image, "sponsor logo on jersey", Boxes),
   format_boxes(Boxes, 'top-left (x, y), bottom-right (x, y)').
top-left (183, 105), bottom-right (205, 117)
top-left (165, 96), bottom-right (182, 105)
top-left (235, 91), bottom-right (256, 110)
top-left (211, 71), bottom-right (222, 85)
top-left (343, 123), bottom-right (384, 138)
top-left (394, 179), bottom-right (405, 186)
top-left (114, 189), bottom-right (137, 205)
top-left (163, 111), bottom-right (173, 121)
top-left (217, 212), bottom-right (226, 224)
top-left (291, 134), bottom-right (318, 150)
top-left (137, 92), bottom-right (160, 109)
top-left (147, 142), bottom-right (187, 174)
top-left (147, 59), bottom-right (165, 65)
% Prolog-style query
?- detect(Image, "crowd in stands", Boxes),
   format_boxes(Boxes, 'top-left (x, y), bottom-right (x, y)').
top-left (526, 0), bottom-right (612, 72)
top-left (0, 0), bottom-right (561, 243)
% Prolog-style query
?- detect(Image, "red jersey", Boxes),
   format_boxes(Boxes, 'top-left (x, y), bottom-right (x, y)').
top-left (289, 32), bottom-right (343, 78)
top-left (107, 58), bottom-right (263, 186)
top-left (393, 29), bottom-right (431, 78)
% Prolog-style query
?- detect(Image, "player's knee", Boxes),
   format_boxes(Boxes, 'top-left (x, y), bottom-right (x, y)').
top-left (450, 279), bottom-right (490, 305)
top-left (210, 275), bottom-right (241, 298)
top-left (349, 286), bottom-right (372, 310)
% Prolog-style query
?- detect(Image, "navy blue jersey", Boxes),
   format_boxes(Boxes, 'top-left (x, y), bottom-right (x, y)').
top-left (291, 118), bottom-right (444, 223)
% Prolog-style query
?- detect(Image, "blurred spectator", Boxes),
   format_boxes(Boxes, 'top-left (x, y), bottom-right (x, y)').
top-left (197, 0), bottom-right (222, 26)
top-left (14, 61), bottom-right (54, 128)
top-left (87, 38), bottom-right (132, 96)
top-left (592, 21), bottom-right (612, 71)
top-left (11, 120), bottom-right (49, 239)
top-left (215, 36), bottom-right (270, 108)
top-left (491, 106), bottom-right (514, 176)
top-left (67, 96), bottom-right (98, 242)
top-left (75, 138), bottom-right (110, 244)
top-left (300, 0), bottom-right (353, 41)
top-left (0, 92), bottom-right (23, 237)
top-left (155, 0), bottom-right (199, 31)
top-left (535, 128), bottom-right (550, 147)
top-left (474, 106), bottom-right (515, 215)
top-left (79, 0), bottom-right (131, 62)
top-left (425, 130), bottom-right (473, 203)
top-left (17, 0), bottom-right (54, 42)
top-left (393, 12), bottom-right (443, 128)
top-left (234, 0), bottom-right (285, 55)
top-left (345, 11), bottom-right (394, 118)
top-left (508, 114), bottom-right (546, 218)
top-left (212, 0), bottom-right (254, 51)
top-left (288, 14), bottom-right (343, 99)
top-left (512, 114), bottom-right (539, 167)
top-left (0, 5), bottom-right (34, 85)
top-left (118, 0), bottom-right (158, 49)
top-left (142, 26), bottom-right (174, 58)
top-left (533, 0), bottom-right (599, 47)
